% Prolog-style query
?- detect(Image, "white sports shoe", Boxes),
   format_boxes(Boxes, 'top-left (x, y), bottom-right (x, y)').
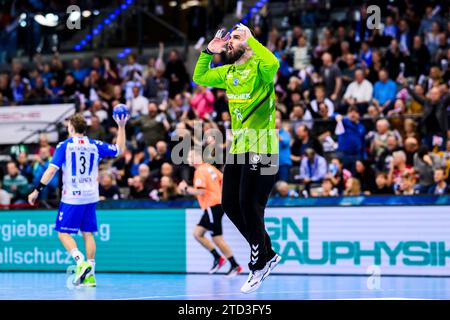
top-left (266, 254), bottom-right (282, 272)
top-left (240, 264), bottom-right (271, 294)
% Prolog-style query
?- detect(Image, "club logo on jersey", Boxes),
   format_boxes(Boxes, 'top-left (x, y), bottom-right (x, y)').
top-left (78, 140), bottom-right (84, 144)
top-left (250, 154), bottom-right (261, 164)
top-left (250, 154), bottom-right (261, 171)
top-left (233, 78), bottom-right (239, 86)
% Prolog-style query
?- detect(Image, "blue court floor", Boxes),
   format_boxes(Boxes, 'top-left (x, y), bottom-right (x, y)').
top-left (0, 272), bottom-right (449, 300)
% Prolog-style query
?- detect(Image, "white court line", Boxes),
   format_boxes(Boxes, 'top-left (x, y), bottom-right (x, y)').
top-left (331, 298), bottom-right (431, 300)
top-left (115, 288), bottom-right (449, 300)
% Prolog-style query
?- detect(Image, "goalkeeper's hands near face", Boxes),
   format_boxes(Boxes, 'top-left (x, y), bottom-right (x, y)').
top-left (233, 23), bottom-right (252, 43)
top-left (206, 23), bottom-right (252, 54)
top-left (207, 28), bottom-right (230, 54)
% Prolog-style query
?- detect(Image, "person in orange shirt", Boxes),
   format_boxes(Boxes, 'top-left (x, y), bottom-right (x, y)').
top-left (179, 149), bottom-right (242, 277)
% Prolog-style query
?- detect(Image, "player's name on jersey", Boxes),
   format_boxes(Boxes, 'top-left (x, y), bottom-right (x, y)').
top-left (71, 177), bottom-right (93, 184)
top-left (67, 145), bottom-right (97, 152)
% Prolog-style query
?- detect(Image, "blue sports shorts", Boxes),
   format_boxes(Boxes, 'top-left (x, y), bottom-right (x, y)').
top-left (55, 202), bottom-right (98, 234)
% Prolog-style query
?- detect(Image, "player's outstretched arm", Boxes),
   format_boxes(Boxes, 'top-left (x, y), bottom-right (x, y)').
top-left (28, 166), bottom-right (58, 205)
top-left (236, 23), bottom-right (280, 83)
top-left (114, 114), bottom-right (129, 156)
top-left (192, 29), bottom-right (229, 89)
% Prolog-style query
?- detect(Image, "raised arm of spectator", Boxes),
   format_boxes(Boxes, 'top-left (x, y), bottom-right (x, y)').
top-left (334, 114), bottom-right (344, 125)
top-left (104, 58), bottom-right (118, 81)
top-left (155, 42), bottom-right (165, 70)
top-left (161, 116), bottom-right (171, 131)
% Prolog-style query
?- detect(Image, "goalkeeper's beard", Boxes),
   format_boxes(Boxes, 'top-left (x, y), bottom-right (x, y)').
top-left (225, 46), bottom-right (246, 64)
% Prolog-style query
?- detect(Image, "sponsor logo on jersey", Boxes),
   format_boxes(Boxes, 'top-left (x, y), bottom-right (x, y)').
top-left (227, 93), bottom-right (251, 100)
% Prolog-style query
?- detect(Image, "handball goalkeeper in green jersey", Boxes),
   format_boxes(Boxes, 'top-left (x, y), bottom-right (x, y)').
top-left (193, 23), bottom-right (281, 293)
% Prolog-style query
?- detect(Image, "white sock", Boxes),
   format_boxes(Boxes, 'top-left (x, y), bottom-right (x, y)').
top-left (88, 259), bottom-right (96, 274)
top-left (70, 248), bottom-right (85, 266)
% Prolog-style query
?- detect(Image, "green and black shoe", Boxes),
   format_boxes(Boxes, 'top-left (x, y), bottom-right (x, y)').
top-left (73, 261), bottom-right (92, 286)
top-left (80, 274), bottom-right (96, 287)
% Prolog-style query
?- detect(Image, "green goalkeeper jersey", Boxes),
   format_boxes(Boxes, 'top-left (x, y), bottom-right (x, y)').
top-left (193, 37), bottom-right (280, 154)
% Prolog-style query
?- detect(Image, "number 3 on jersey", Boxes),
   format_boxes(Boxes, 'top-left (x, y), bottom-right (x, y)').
top-left (71, 152), bottom-right (94, 176)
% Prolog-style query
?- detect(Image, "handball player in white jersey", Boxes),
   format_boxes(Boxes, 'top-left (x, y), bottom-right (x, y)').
top-left (28, 112), bottom-right (129, 287)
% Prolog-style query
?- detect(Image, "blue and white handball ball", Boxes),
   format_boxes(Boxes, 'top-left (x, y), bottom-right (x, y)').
top-left (113, 104), bottom-right (130, 119)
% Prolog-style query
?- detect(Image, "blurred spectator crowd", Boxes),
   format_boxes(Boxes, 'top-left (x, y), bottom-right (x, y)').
top-left (1, 0), bottom-right (450, 207)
